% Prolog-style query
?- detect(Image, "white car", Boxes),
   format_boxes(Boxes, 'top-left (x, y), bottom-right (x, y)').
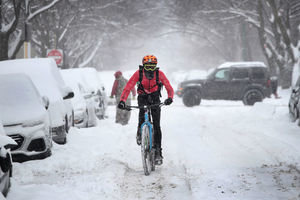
top-left (61, 70), bottom-right (97, 128)
top-left (0, 120), bottom-right (16, 197)
top-left (71, 68), bottom-right (108, 119)
top-left (0, 74), bottom-right (52, 162)
top-left (0, 58), bottom-right (74, 144)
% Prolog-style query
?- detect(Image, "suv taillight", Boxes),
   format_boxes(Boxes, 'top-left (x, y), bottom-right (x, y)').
top-left (267, 79), bottom-right (271, 87)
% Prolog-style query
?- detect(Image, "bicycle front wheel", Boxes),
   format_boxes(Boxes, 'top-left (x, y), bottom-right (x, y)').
top-left (141, 125), bottom-right (152, 176)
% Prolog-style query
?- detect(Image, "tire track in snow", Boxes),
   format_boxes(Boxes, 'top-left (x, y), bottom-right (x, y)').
top-left (118, 161), bottom-right (194, 200)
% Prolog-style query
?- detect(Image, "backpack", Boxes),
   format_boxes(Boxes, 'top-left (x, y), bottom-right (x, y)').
top-left (137, 65), bottom-right (163, 97)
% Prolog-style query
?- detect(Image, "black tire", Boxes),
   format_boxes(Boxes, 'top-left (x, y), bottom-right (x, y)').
top-left (62, 137), bottom-right (67, 145)
top-left (72, 110), bottom-right (75, 127)
top-left (141, 125), bottom-right (151, 176)
top-left (65, 115), bottom-right (69, 133)
top-left (0, 153), bottom-right (12, 173)
top-left (289, 105), bottom-right (298, 122)
top-left (182, 89), bottom-right (201, 107)
top-left (85, 110), bottom-right (89, 128)
top-left (243, 89), bottom-right (263, 106)
top-left (96, 100), bottom-right (105, 120)
top-left (2, 169), bottom-right (11, 197)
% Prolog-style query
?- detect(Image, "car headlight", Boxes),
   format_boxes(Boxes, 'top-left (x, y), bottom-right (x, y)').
top-left (22, 120), bottom-right (44, 127)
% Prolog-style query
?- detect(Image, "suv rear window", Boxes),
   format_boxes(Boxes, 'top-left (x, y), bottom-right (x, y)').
top-left (232, 68), bottom-right (249, 79)
top-left (251, 67), bottom-right (265, 79)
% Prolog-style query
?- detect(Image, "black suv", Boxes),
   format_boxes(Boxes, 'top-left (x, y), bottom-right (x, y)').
top-left (176, 62), bottom-right (272, 106)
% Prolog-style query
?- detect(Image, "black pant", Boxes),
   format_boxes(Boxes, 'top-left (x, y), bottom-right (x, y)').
top-left (137, 92), bottom-right (162, 149)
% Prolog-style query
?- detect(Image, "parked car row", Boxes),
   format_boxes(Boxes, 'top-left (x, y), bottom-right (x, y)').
top-left (0, 59), bottom-right (107, 162)
top-left (176, 62), bottom-right (272, 106)
top-left (60, 68), bottom-right (108, 128)
top-left (0, 58), bottom-right (108, 196)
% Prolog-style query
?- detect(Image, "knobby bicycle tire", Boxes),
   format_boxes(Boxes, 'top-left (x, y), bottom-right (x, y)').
top-left (141, 125), bottom-right (153, 176)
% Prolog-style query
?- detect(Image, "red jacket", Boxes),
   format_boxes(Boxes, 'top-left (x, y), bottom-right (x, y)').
top-left (120, 69), bottom-right (174, 102)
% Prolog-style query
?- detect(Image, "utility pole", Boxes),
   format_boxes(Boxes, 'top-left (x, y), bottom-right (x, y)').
top-left (24, 1), bottom-right (31, 58)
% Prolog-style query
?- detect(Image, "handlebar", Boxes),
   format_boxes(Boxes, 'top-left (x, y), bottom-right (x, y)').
top-left (123, 103), bottom-right (165, 111)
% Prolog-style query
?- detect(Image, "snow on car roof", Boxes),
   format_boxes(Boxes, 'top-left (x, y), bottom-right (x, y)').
top-left (217, 62), bottom-right (267, 69)
top-left (0, 58), bottom-right (63, 102)
top-left (62, 68), bottom-right (102, 92)
top-left (74, 67), bottom-right (102, 91)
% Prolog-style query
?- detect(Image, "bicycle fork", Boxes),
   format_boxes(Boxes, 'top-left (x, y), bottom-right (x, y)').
top-left (140, 110), bottom-right (153, 151)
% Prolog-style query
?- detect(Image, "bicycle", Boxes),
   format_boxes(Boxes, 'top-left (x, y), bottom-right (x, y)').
top-left (124, 103), bottom-right (164, 176)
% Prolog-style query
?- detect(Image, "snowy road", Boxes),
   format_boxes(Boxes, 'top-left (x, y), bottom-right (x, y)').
top-left (6, 91), bottom-right (300, 200)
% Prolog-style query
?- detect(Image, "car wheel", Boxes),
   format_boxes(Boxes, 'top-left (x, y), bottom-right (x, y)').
top-left (96, 101), bottom-right (105, 120)
top-left (71, 110), bottom-right (75, 127)
top-left (2, 169), bottom-right (11, 197)
top-left (289, 105), bottom-right (298, 122)
top-left (61, 137), bottom-right (67, 145)
top-left (243, 89), bottom-right (263, 106)
top-left (86, 110), bottom-right (89, 128)
top-left (65, 115), bottom-right (69, 133)
top-left (182, 89), bottom-right (201, 107)
top-left (0, 153), bottom-right (12, 173)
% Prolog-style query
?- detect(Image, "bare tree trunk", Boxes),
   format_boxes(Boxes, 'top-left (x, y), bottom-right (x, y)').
top-left (240, 21), bottom-right (252, 61)
top-left (0, 35), bottom-right (9, 61)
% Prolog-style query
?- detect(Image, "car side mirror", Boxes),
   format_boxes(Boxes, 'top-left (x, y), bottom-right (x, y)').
top-left (63, 91), bottom-right (74, 100)
top-left (42, 96), bottom-right (50, 110)
top-left (62, 87), bottom-right (74, 100)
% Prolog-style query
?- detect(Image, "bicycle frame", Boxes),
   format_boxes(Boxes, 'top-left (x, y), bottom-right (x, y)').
top-left (123, 102), bottom-right (164, 175)
top-left (140, 107), bottom-right (153, 151)
top-left (125, 103), bottom-right (164, 152)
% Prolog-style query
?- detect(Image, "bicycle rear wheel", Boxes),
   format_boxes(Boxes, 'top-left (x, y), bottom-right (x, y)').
top-left (141, 125), bottom-right (152, 176)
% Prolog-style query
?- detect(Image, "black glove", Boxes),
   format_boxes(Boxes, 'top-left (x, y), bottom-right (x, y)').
top-left (164, 98), bottom-right (173, 105)
top-left (118, 101), bottom-right (126, 109)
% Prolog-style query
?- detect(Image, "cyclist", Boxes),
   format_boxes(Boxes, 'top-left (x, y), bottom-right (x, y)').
top-left (118, 55), bottom-right (174, 165)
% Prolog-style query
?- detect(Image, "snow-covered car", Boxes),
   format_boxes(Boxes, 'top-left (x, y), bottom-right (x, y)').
top-left (289, 76), bottom-right (300, 125)
top-left (61, 70), bottom-right (97, 127)
top-left (0, 58), bottom-right (74, 144)
top-left (0, 74), bottom-right (52, 162)
top-left (76, 68), bottom-right (107, 119)
top-left (0, 120), bottom-right (16, 197)
top-left (64, 68), bottom-right (107, 119)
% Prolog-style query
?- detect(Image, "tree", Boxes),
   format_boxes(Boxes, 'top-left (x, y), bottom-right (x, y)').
top-left (176, 0), bottom-right (299, 87)
top-left (0, 0), bottom-right (61, 61)
top-left (0, 0), bottom-right (21, 61)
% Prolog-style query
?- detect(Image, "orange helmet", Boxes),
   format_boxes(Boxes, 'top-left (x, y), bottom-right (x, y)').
top-left (142, 55), bottom-right (157, 64)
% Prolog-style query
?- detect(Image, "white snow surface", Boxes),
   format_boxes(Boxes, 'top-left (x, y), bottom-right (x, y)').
top-left (5, 79), bottom-right (300, 200)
